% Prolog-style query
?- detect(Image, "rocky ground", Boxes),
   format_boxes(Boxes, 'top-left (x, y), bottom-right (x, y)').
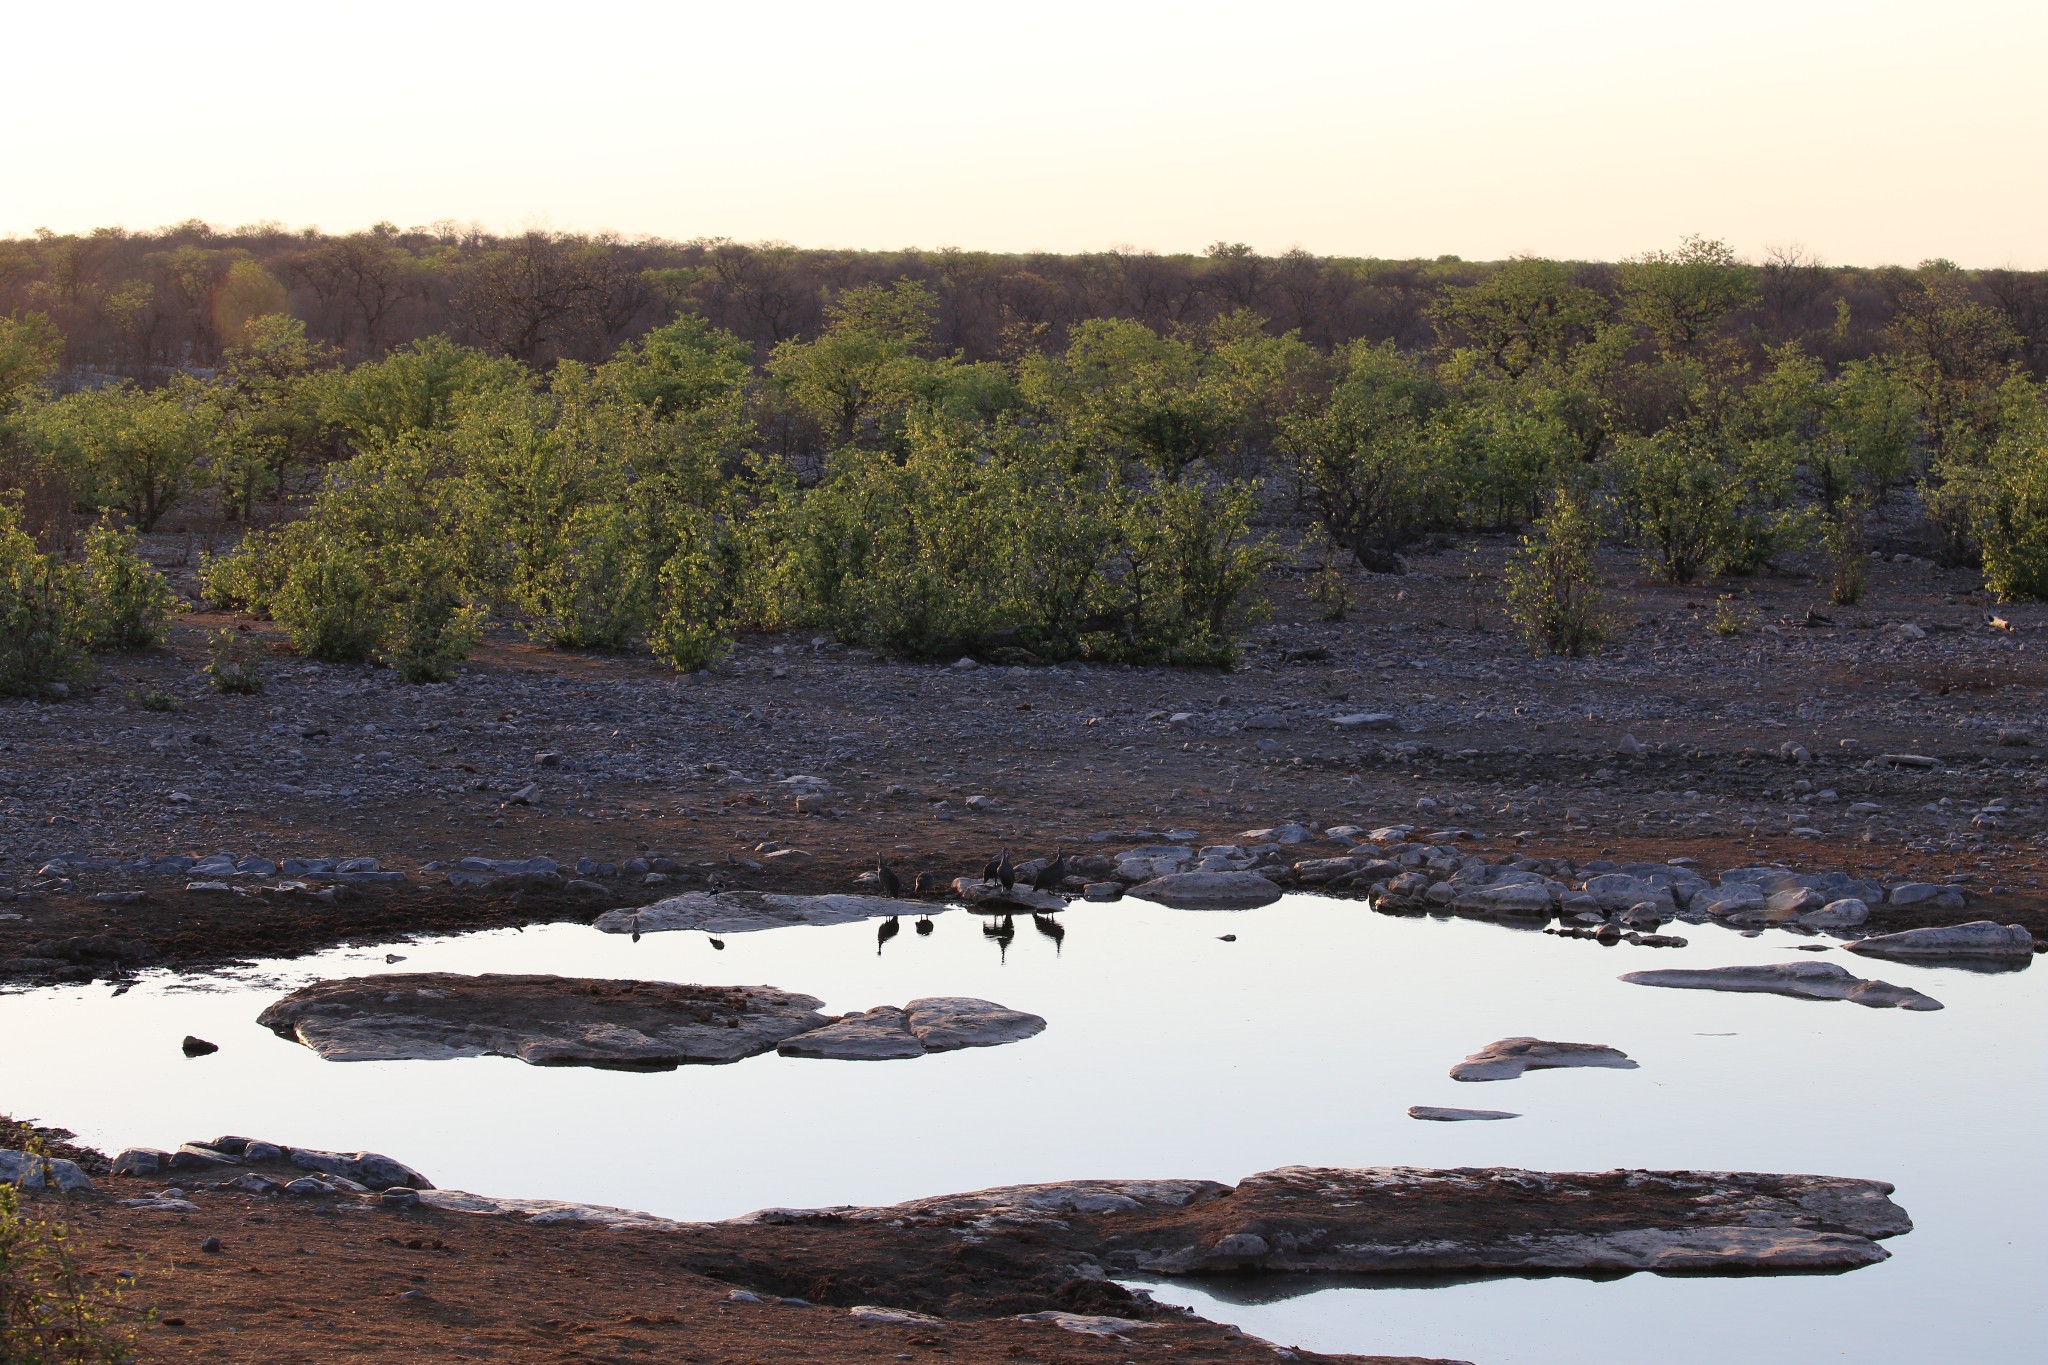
top-left (4, 531), bottom-right (2047, 974)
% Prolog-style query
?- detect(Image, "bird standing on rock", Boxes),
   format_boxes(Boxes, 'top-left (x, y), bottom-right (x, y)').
top-left (995, 848), bottom-right (1015, 891)
top-left (877, 854), bottom-right (903, 898)
top-left (1032, 848), bottom-right (1068, 895)
top-left (913, 871), bottom-right (939, 896)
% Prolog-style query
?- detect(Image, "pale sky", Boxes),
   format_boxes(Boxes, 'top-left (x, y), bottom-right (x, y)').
top-left (10, 0), bottom-right (2047, 267)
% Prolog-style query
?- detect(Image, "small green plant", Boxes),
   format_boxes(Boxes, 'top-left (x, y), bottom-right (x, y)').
top-left (1503, 491), bottom-right (1609, 656)
top-left (203, 630), bottom-right (266, 694)
top-left (0, 1171), bottom-right (140, 1363)
top-left (132, 687), bottom-right (183, 712)
top-left (1709, 594), bottom-right (1750, 636)
top-left (1306, 555), bottom-right (1350, 622)
top-left (71, 524), bottom-right (179, 651)
top-left (1823, 503), bottom-right (1869, 606)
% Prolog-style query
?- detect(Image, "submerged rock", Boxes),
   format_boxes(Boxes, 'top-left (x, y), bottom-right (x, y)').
top-left (1846, 921), bottom-right (2036, 960)
top-left (1620, 961), bottom-right (1944, 1010)
top-left (948, 879), bottom-right (1066, 912)
top-left (1450, 1038), bottom-right (1638, 1082)
top-left (261, 973), bottom-right (1043, 1069)
top-left (1408, 1106), bottom-right (1520, 1122)
top-left (1127, 870), bottom-right (1283, 909)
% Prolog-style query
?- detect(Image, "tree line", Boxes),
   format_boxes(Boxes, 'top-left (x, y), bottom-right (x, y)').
top-left (3, 233), bottom-right (2048, 695)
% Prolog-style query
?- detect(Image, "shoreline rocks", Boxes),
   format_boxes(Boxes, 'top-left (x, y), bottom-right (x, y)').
top-left (593, 891), bottom-right (920, 937)
top-left (1127, 871), bottom-right (1283, 909)
top-left (1619, 962), bottom-right (1944, 1010)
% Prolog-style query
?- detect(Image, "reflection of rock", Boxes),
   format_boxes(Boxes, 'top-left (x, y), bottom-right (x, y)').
top-left (593, 892), bottom-right (918, 937)
top-left (1847, 921), bottom-right (2036, 960)
top-left (261, 974), bottom-right (1042, 1069)
top-left (1451, 1038), bottom-right (1638, 1081)
top-left (1620, 962), bottom-right (1943, 1010)
top-left (1127, 871), bottom-right (1283, 909)
top-left (1408, 1106), bottom-right (1519, 1122)
top-left (948, 879), bottom-right (1066, 912)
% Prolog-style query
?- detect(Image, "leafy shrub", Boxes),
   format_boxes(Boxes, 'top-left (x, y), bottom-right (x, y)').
top-left (203, 629), bottom-right (266, 694)
top-left (1607, 428), bottom-right (1801, 582)
top-left (380, 542), bottom-right (483, 683)
top-left (1709, 594), bottom-right (1750, 636)
top-left (72, 524), bottom-right (178, 651)
top-left (0, 1179), bottom-right (138, 1364)
top-left (0, 498), bottom-right (82, 697)
top-left (266, 527), bottom-right (384, 662)
top-left (1503, 492), bottom-right (1609, 656)
top-left (133, 687), bottom-right (183, 711)
top-left (1969, 434), bottom-right (2048, 601)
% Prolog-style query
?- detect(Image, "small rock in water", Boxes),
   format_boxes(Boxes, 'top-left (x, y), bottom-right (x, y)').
top-left (1218, 933), bottom-right (1237, 942)
top-left (181, 1036), bottom-right (219, 1057)
top-left (1408, 1105), bottom-right (1520, 1122)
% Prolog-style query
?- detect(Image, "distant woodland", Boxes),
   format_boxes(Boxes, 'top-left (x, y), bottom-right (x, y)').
top-left (5, 222), bottom-right (2046, 377)
top-left (5, 222), bottom-right (2048, 692)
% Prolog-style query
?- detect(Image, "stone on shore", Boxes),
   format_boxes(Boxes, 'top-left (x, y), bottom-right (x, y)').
top-left (0, 1149), bottom-right (93, 1192)
top-left (1620, 962), bottom-right (1943, 1010)
top-left (1847, 921), bottom-right (2036, 959)
top-left (1451, 1038), bottom-right (1638, 1082)
top-left (1127, 870), bottom-right (1283, 909)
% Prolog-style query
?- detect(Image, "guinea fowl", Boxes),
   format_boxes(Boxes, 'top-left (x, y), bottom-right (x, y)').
top-left (995, 847), bottom-right (1016, 891)
top-left (1031, 848), bottom-right (1069, 895)
top-left (877, 854), bottom-right (903, 899)
top-left (877, 915), bottom-right (901, 955)
top-left (913, 871), bottom-right (939, 896)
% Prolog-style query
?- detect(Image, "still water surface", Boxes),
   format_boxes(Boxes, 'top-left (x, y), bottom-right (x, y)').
top-left (2, 896), bottom-right (2040, 1363)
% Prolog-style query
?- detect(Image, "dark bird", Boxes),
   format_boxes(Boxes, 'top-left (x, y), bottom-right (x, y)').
top-left (707, 871), bottom-right (730, 894)
top-left (980, 852), bottom-right (1002, 884)
top-left (913, 871), bottom-right (939, 896)
top-left (1032, 912), bottom-right (1066, 953)
top-left (915, 915), bottom-right (934, 936)
top-left (877, 854), bottom-right (903, 899)
top-left (1031, 847), bottom-right (1069, 894)
top-left (877, 915), bottom-right (901, 955)
top-left (631, 911), bottom-right (641, 944)
top-left (708, 935), bottom-right (726, 951)
top-left (995, 847), bottom-right (1015, 891)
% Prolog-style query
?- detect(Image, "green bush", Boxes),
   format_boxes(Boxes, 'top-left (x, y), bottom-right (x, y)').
top-left (1970, 435), bottom-right (2048, 601)
top-left (0, 499), bottom-right (83, 697)
top-left (72, 524), bottom-right (178, 651)
top-left (1607, 428), bottom-right (1801, 582)
top-left (0, 1180), bottom-right (138, 1364)
top-left (267, 528), bottom-right (384, 662)
top-left (1504, 491), bottom-right (1609, 656)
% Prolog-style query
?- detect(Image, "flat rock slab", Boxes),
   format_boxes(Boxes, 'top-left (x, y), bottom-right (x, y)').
top-left (259, 973), bottom-right (831, 1069)
top-left (262, 974), bottom-right (1044, 1069)
top-left (1451, 1037), bottom-right (1638, 1082)
top-left (1847, 921), bottom-right (2036, 960)
top-left (594, 892), bottom-right (916, 937)
top-left (1620, 961), bottom-right (1944, 1011)
top-left (666, 1166), bottom-right (1908, 1290)
top-left (775, 999), bottom-right (1043, 1060)
top-left (1408, 1106), bottom-right (1520, 1122)
top-left (1127, 871), bottom-right (1283, 909)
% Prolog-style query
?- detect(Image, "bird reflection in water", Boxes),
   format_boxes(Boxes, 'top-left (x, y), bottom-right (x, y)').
top-left (982, 913), bottom-right (1016, 962)
top-left (877, 914), bottom-right (901, 955)
top-left (1031, 912), bottom-right (1066, 954)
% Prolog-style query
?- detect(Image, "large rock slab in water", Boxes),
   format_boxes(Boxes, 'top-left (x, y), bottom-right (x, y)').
top-left (593, 891), bottom-right (915, 937)
top-left (948, 879), bottom-right (1067, 912)
top-left (684, 1165), bottom-right (1909, 1285)
top-left (1450, 1038), bottom-right (1638, 1081)
top-left (1620, 961), bottom-right (1944, 1010)
top-left (1129, 1166), bottom-right (1911, 1275)
top-left (1408, 1106), bottom-right (1519, 1122)
top-left (258, 973), bottom-right (831, 1068)
top-left (1127, 871), bottom-right (1283, 909)
top-left (1846, 921), bottom-right (2036, 960)
top-left (779, 1006), bottom-right (929, 1060)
